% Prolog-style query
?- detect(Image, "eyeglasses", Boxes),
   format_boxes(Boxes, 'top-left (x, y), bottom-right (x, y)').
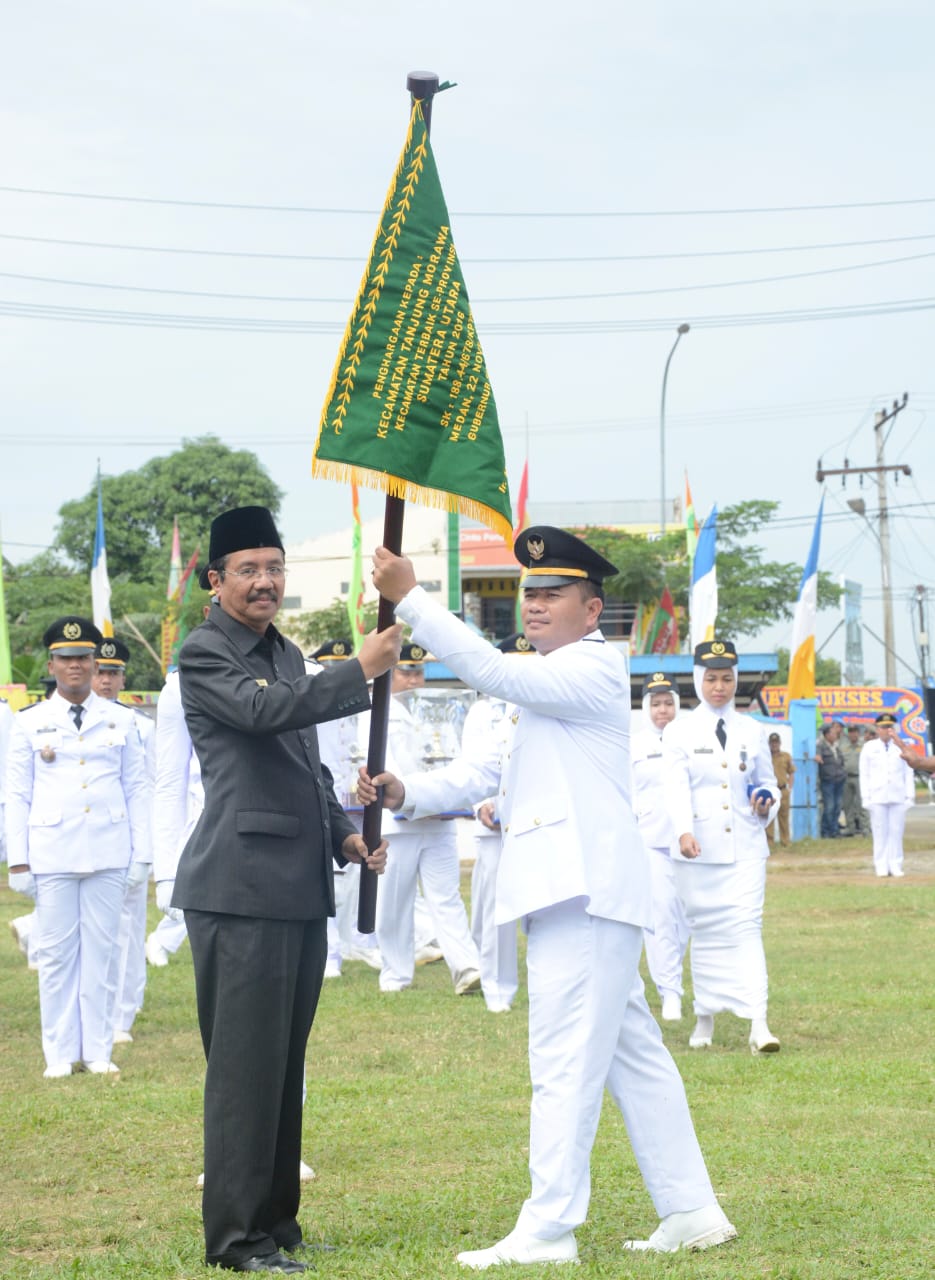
top-left (222, 565), bottom-right (287, 582)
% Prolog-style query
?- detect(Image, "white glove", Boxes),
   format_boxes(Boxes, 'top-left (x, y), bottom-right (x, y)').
top-left (8, 870), bottom-right (36, 898)
top-left (156, 879), bottom-right (184, 922)
top-left (126, 860), bottom-right (152, 889)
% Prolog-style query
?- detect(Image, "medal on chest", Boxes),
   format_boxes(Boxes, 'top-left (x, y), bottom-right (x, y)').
top-left (40, 744), bottom-right (56, 763)
top-left (739, 745), bottom-right (748, 772)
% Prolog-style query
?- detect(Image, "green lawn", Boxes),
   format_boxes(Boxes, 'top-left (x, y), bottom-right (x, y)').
top-left (2, 832), bottom-right (933, 1279)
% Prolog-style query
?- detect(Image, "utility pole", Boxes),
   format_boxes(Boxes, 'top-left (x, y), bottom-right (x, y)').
top-left (816, 393), bottom-right (909, 686)
top-left (917, 585), bottom-right (930, 686)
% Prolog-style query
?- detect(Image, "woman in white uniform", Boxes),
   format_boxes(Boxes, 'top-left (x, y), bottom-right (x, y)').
top-left (858, 711), bottom-right (915, 877)
top-left (631, 672), bottom-right (688, 1022)
top-left (663, 641), bottom-right (781, 1055)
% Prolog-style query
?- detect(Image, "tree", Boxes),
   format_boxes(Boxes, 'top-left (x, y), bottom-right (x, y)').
top-left (54, 437), bottom-right (283, 582)
top-left (584, 501), bottom-right (840, 643)
top-left (771, 647), bottom-right (842, 686)
top-left (284, 599), bottom-right (379, 652)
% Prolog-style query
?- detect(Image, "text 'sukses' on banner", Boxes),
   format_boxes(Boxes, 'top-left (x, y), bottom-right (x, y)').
top-left (313, 101), bottom-right (512, 541)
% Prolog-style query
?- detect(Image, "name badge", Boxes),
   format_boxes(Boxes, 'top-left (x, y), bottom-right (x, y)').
top-left (693, 746), bottom-right (714, 755)
top-left (255, 678), bottom-right (268, 687)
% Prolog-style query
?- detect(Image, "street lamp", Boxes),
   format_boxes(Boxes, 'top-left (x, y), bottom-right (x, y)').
top-left (660, 323), bottom-right (690, 535)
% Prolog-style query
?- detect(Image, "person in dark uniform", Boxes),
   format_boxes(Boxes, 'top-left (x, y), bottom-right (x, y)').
top-left (172, 506), bottom-right (401, 1274)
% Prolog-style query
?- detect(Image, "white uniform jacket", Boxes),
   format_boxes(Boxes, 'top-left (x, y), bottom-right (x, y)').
top-left (631, 726), bottom-right (674, 852)
top-left (152, 672), bottom-right (203, 883)
top-left (662, 704), bottom-right (778, 865)
top-left (394, 587), bottom-right (652, 929)
top-left (5, 689), bottom-right (150, 874)
top-left (0, 698), bottom-right (13, 860)
top-left (858, 738), bottom-right (915, 805)
top-left (459, 695), bottom-right (512, 840)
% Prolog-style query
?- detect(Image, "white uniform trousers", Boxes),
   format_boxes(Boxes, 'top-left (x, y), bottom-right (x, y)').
top-left (673, 859), bottom-right (768, 1021)
top-left (643, 847), bottom-right (689, 1001)
top-left (470, 834), bottom-right (518, 1011)
top-left (107, 877), bottom-right (149, 1034)
top-left (150, 913), bottom-right (188, 953)
top-left (514, 898), bottom-right (715, 1240)
top-left (869, 803), bottom-right (906, 876)
top-left (376, 826), bottom-right (479, 991)
top-left (35, 869), bottom-right (127, 1067)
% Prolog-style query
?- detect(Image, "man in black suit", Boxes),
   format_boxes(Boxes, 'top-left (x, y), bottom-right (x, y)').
top-left (173, 506), bottom-right (401, 1274)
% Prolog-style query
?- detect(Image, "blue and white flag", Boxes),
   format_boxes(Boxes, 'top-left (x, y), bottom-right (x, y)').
top-left (787, 496), bottom-right (824, 701)
top-left (90, 476), bottom-right (113, 637)
top-left (689, 504), bottom-right (718, 651)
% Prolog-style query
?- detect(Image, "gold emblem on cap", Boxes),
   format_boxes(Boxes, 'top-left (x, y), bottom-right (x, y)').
top-left (516, 636), bottom-right (532, 652)
top-left (334, 642), bottom-right (347, 656)
top-left (101, 641), bottom-right (117, 659)
top-left (527, 536), bottom-right (545, 562)
top-left (410, 644), bottom-right (425, 661)
top-left (63, 622), bottom-right (82, 640)
top-left (653, 671), bottom-right (665, 682)
top-left (711, 641), bottom-right (725, 656)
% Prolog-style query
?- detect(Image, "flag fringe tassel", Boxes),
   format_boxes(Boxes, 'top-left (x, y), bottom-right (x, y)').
top-left (312, 458), bottom-right (513, 546)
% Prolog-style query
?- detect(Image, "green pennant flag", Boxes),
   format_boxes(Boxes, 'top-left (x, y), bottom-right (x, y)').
top-left (313, 101), bottom-right (512, 541)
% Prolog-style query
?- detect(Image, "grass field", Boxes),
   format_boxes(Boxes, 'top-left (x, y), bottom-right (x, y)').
top-left (3, 828), bottom-right (934, 1280)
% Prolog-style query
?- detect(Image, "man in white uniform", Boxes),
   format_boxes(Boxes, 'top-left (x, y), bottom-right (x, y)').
top-left (367, 643), bottom-right (481, 996)
top-left (308, 639), bottom-right (379, 978)
top-left (364, 527), bottom-right (736, 1265)
top-left (93, 637), bottom-right (154, 1045)
top-left (858, 711), bottom-right (915, 877)
top-left (631, 672), bottom-right (688, 1022)
top-left (5, 616), bottom-right (150, 1077)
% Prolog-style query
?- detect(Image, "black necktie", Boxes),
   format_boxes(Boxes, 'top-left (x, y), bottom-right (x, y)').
top-left (71, 705), bottom-right (84, 732)
top-left (716, 717), bottom-right (727, 750)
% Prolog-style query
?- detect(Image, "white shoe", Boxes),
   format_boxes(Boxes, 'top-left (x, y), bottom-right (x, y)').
top-left (457, 1229), bottom-right (578, 1269)
top-left (689, 1015), bottom-right (714, 1048)
top-left (324, 958), bottom-right (342, 979)
top-left (661, 993), bottom-right (682, 1022)
top-left (43, 1062), bottom-right (73, 1079)
top-left (414, 943), bottom-right (444, 966)
top-left (145, 934), bottom-right (170, 967)
top-left (347, 944), bottom-right (382, 970)
top-left (749, 1022), bottom-right (781, 1054)
top-left (113, 1029), bottom-right (134, 1045)
top-left (83, 1060), bottom-right (120, 1074)
top-left (486, 1003), bottom-right (512, 1014)
top-left (454, 968), bottom-right (482, 995)
top-left (623, 1205), bottom-right (737, 1253)
top-left (197, 1171), bottom-right (205, 1188)
top-left (890, 869), bottom-right (905, 878)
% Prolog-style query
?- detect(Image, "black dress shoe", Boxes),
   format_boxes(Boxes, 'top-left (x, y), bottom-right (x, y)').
top-left (212, 1252), bottom-right (308, 1273)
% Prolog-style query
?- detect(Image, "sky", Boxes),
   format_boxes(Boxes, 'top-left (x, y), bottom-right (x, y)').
top-left (2, 1), bottom-right (934, 687)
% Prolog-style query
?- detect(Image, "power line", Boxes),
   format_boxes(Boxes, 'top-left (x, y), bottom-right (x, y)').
top-left (5, 229), bottom-right (935, 264)
top-left (4, 249), bottom-right (933, 306)
top-left (3, 183), bottom-right (935, 217)
top-left (3, 294), bottom-right (935, 335)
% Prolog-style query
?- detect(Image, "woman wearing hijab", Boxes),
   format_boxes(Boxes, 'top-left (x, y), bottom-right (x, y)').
top-left (662, 641), bottom-right (781, 1054)
top-left (631, 672), bottom-right (689, 1023)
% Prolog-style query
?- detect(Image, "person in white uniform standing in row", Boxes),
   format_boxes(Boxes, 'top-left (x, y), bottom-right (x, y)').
top-left (858, 711), bottom-right (915, 878)
top-left (663, 641), bottom-right (781, 1055)
top-left (4, 616), bottom-right (150, 1077)
top-left (631, 671), bottom-right (689, 1023)
top-left (92, 637), bottom-right (155, 1045)
top-left (458, 633), bottom-right (533, 1014)
top-left (363, 527), bottom-right (737, 1266)
top-left (367, 642), bottom-right (481, 996)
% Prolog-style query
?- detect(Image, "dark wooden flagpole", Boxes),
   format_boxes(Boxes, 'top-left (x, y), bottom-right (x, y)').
top-left (357, 70), bottom-right (441, 934)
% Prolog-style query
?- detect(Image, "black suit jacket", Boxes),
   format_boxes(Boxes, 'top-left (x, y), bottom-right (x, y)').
top-left (172, 604), bottom-right (371, 921)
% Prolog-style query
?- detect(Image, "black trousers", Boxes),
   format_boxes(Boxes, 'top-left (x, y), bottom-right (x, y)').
top-left (186, 911), bottom-right (327, 1266)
